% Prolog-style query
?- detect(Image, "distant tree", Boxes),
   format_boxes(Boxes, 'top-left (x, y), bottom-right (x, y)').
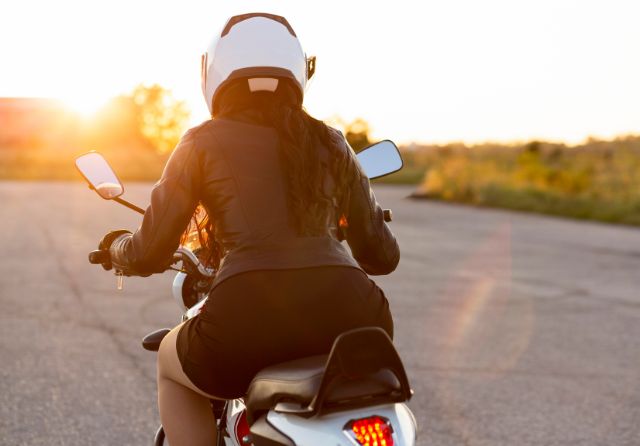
top-left (130, 84), bottom-right (190, 153)
top-left (86, 84), bottom-right (190, 154)
top-left (344, 118), bottom-right (372, 152)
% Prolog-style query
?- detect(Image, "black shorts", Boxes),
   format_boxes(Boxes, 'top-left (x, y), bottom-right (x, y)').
top-left (176, 266), bottom-right (393, 399)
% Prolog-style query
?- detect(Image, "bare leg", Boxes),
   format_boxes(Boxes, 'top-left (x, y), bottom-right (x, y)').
top-left (157, 324), bottom-right (219, 446)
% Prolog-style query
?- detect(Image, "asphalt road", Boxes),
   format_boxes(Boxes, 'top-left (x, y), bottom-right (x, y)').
top-left (1, 181), bottom-right (639, 445)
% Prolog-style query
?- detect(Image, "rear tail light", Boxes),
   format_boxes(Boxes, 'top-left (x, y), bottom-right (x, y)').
top-left (344, 416), bottom-right (394, 446)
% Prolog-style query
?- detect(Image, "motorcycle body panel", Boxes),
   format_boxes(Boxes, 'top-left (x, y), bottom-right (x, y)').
top-left (225, 399), bottom-right (250, 446)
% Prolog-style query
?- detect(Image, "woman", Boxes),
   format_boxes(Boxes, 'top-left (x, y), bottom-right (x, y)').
top-left (97, 13), bottom-right (399, 446)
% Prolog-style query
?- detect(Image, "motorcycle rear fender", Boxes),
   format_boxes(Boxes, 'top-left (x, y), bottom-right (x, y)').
top-left (254, 403), bottom-right (416, 446)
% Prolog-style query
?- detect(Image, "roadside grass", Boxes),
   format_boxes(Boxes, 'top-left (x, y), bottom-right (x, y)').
top-left (372, 166), bottom-right (426, 185)
top-left (0, 145), bottom-right (167, 182)
top-left (409, 136), bottom-right (640, 226)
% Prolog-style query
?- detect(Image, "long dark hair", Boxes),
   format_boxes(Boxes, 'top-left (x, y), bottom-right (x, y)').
top-left (182, 79), bottom-right (349, 268)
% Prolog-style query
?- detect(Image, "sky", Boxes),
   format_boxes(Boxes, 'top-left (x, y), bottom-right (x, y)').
top-left (1, 0), bottom-right (639, 144)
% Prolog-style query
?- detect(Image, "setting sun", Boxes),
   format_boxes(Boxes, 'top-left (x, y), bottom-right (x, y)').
top-left (62, 93), bottom-right (109, 118)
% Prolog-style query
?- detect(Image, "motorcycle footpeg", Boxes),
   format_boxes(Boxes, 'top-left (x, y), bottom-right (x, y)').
top-left (142, 328), bottom-right (171, 351)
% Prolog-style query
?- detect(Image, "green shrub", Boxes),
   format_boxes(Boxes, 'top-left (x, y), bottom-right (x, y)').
top-left (411, 135), bottom-right (640, 225)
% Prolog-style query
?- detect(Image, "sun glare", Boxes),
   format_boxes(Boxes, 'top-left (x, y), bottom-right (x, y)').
top-left (62, 94), bottom-right (108, 118)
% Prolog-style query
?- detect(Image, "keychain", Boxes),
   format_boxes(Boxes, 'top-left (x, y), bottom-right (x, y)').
top-left (116, 270), bottom-right (124, 291)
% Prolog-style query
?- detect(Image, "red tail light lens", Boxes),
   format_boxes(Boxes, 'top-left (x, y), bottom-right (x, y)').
top-left (345, 416), bottom-right (394, 446)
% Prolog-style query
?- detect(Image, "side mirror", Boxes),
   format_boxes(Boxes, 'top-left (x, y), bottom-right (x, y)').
top-left (75, 152), bottom-right (124, 200)
top-left (356, 140), bottom-right (403, 180)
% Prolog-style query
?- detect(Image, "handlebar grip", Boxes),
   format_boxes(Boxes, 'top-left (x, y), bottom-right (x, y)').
top-left (383, 209), bottom-right (393, 222)
top-left (89, 250), bottom-right (110, 264)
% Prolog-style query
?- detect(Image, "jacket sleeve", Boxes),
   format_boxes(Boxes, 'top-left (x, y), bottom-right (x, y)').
top-left (341, 136), bottom-right (400, 275)
top-left (109, 129), bottom-right (201, 275)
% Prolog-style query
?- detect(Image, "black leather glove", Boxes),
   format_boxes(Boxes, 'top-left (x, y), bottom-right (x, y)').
top-left (89, 230), bottom-right (132, 271)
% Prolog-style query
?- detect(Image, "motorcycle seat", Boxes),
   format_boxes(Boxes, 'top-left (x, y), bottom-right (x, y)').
top-left (244, 353), bottom-right (402, 423)
top-left (245, 354), bottom-right (327, 423)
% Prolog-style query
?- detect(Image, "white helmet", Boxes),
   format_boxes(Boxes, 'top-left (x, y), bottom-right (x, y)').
top-left (201, 13), bottom-right (316, 116)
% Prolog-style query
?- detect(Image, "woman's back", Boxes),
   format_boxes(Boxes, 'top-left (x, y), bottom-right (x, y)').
top-left (184, 114), bottom-right (362, 286)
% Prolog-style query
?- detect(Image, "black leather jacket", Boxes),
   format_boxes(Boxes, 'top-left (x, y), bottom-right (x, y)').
top-left (110, 116), bottom-right (399, 286)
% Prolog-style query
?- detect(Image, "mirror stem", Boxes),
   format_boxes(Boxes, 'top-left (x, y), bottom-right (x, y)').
top-left (113, 197), bottom-right (145, 215)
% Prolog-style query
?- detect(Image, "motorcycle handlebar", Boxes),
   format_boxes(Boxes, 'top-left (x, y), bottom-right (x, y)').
top-left (91, 206), bottom-right (391, 277)
top-left (88, 246), bottom-right (213, 279)
top-left (173, 247), bottom-right (215, 278)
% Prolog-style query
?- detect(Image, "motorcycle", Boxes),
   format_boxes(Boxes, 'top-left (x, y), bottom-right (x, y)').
top-left (75, 140), bottom-right (417, 445)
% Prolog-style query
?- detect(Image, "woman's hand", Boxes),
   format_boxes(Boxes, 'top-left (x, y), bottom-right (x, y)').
top-left (89, 229), bottom-right (132, 270)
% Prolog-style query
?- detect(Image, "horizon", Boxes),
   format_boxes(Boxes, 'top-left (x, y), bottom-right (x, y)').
top-left (2, 93), bottom-right (639, 148)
